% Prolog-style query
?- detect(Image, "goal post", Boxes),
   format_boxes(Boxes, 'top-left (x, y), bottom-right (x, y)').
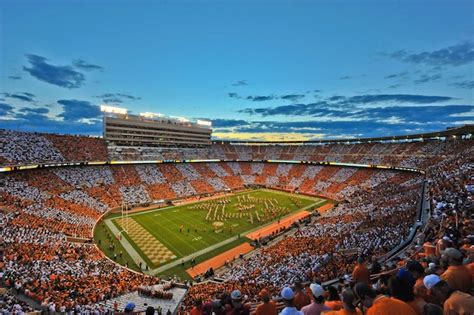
top-left (118, 201), bottom-right (129, 239)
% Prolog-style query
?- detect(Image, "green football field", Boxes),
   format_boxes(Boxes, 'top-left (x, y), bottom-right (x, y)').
top-left (95, 189), bottom-right (327, 278)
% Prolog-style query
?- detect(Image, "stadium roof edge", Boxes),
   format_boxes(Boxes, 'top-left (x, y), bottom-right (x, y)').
top-left (212, 124), bottom-right (474, 145)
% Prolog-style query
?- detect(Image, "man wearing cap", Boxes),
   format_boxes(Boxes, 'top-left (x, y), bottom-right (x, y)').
top-left (440, 248), bottom-right (472, 293)
top-left (427, 262), bottom-right (438, 273)
top-left (301, 283), bottom-right (330, 315)
top-left (280, 287), bottom-right (304, 315)
top-left (255, 289), bottom-right (277, 315)
top-left (323, 289), bottom-right (362, 315)
top-left (225, 290), bottom-right (250, 315)
top-left (424, 275), bottom-right (474, 315)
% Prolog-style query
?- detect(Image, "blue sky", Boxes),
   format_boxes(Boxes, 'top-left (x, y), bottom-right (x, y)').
top-left (0, 0), bottom-right (473, 140)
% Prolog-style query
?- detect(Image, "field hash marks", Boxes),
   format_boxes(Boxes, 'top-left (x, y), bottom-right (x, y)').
top-left (116, 217), bottom-right (176, 265)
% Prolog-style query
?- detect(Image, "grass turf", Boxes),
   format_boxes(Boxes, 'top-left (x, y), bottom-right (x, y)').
top-left (94, 222), bottom-right (141, 272)
top-left (97, 189), bottom-right (327, 277)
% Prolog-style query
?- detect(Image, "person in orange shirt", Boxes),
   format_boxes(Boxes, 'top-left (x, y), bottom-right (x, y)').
top-left (440, 248), bottom-right (472, 293)
top-left (352, 257), bottom-right (370, 285)
top-left (325, 286), bottom-right (343, 311)
top-left (255, 289), bottom-right (277, 315)
top-left (425, 276), bottom-right (474, 315)
top-left (388, 275), bottom-right (425, 315)
top-left (423, 242), bottom-right (436, 257)
top-left (353, 282), bottom-right (417, 315)
top-left (322, 289), bottom-right (361, 315)
top-left (190, 299), bottom-right (204, 315)
top-left (414, 275), bottom-right (437, 304)
top-left (443, 290), bottom-right (474, 315)
top-left (294, 281), bottom-right (311, 310)
top-left (467, 261), bottom-right (474, 279)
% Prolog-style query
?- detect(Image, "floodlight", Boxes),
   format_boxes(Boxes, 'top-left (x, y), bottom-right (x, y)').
top-left (100, 105), bottom-right (128, 115)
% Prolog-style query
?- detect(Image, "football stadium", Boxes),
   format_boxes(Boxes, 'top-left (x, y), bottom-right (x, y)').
top-left (1, 123), bottom-right (473, 314)
top-left (1, 1), bottom-right (474, 314)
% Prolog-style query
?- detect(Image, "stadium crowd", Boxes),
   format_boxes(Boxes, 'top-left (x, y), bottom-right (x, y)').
top-left (0, 129), bottom-right (472, 314)
top-left (0, 130), bottom-right (107, 166)
top-left (181, 142), bottom-right (474, 315)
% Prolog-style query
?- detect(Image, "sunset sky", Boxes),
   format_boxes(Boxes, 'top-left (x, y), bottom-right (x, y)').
top-left (1, 0), bottom-right (473, 140)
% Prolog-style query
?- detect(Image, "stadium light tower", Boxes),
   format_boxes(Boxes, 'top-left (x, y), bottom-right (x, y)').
top-left (100, 105), bottom-right (128, 115)
top-left (197, 119), bottom-right (212, 127)
top-left (140, 112), bottom-right (164, 118)
top-left (170, 115), bottom-right (189, 122)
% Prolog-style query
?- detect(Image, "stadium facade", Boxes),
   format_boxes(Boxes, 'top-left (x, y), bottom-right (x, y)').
top-left (102, 110), bottom-right (212, 148)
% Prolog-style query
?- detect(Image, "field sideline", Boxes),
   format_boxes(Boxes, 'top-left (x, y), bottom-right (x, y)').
top-left (96, 189), bottom-right (328, 278)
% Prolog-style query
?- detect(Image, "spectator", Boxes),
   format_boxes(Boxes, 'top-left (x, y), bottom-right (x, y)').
top-left (280, 287), bottom-right (303, 315)
top-left (440, 248), bottom-right (472, 293)
top-left (424, 276), bottom-right (474, 315)
top-left (404, 260), bottom-right (425, 290)
top-left (255, 289), bottom-right (277, 315)
top-left (301, 283), bottom-right (330, 315)
top-left (294, 281), bottom-right (311, 310)
top-left (324, 286), bottom-right (343, 311)
top-left (225, 290), bottom-right (250, 315)
top-left (370, 257), bottom-right (382, 275)
top-left (353, 282), bottom-right (417, 315)
top-left (211, 299), bottom-right (226, 315)
top-left (323, 288), bottom-right (361, 315)
top-left (388, 275), bottom-right (425, 315)
top-left (352, 257), bottom-right (370, 284)
top-left (436, 236), bottom-right (451, 257)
